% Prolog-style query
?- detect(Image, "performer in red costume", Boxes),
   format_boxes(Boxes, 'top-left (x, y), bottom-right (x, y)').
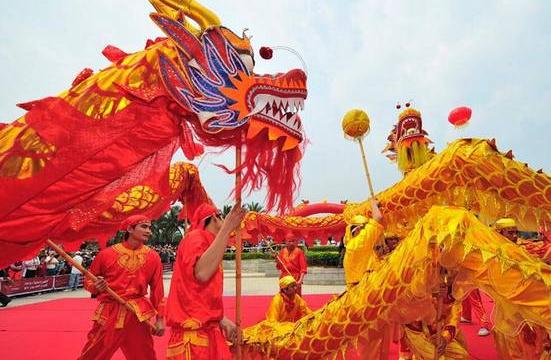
top-left (166, 203), bottom-right (246, 360)
top-left (79, 215), bottom-right (165, 360)
top-left (461, 289), bottom-right (491, 336)
top-left (275, 236), bottom-right (308, 296)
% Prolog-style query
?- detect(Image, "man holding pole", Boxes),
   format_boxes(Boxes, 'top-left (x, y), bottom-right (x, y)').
top-left (78, 215), bottom-right (166, 360)
top-left (274, 236), bottom-right (308, 296)
top-left (165, 203), bottom-right (245, 360)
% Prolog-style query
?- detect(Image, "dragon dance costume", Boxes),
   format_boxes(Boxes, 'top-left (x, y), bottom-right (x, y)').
top-left (240, 106), bottom-right (551, 359)
top-left (165, 204), bottom-right (231, 360)
top-left (276, 246), bottom-right (308, 296)
top-left (265, 276), bottom-right (312, 323)
top-left (80, 241), bottom-right (165, 360)
top-left (342, 216), bottom-right (384, 288)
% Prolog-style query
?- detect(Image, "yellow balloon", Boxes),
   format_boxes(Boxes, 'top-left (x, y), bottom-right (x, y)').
top-left (342, 109), bottom-right (370, 138)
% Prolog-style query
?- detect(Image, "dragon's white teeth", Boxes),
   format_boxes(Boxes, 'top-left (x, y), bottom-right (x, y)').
top-left (250, 97), bottom-right (268, 116)
top-left (251, 93), bottom-right (305, 133)
top-left (249, 104), bottom-right (264, 116)
top-left (286, 113), bottom-right (298, 128)
top-left (253, 95), bottom-right (305, 113)
top-left (272, 101), bottom-right (279, 116)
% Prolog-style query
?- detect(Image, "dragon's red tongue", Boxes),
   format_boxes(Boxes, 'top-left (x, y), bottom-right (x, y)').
top-left (247, 121), bottom-right (300, 151)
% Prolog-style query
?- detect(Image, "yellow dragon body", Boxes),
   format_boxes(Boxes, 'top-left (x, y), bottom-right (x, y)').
top-left (242, 206), bottom-right (551, 359)
top-left (240, 109), bottom-right (550, 358)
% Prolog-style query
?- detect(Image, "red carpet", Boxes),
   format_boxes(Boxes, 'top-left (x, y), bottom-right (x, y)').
top-left (0, 295), bottom-right (497, 359)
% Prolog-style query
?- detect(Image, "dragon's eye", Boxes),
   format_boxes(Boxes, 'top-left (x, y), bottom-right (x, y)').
top-left (239, 53), bottom-right (254, 73)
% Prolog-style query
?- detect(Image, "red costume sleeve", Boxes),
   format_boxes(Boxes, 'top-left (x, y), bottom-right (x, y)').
top-left (298, 249), bottom-right (307, 274)
top-left (276, 249), bottom-right (286, 271)
top-left (181, 231), bottom-right (209, 281)
top-left (166, 229), bottom-right (223, 327)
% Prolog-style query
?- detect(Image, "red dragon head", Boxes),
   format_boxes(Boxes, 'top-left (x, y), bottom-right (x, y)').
top-left (150, 1), bottom-right (308, 212)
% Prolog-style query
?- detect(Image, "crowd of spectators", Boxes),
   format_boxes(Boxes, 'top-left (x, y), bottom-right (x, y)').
top-left (3, 247), bottom-right (98, 281)
top-left (152, 245), bottom-right (177, 264)
top-left (0, 242), bottom-right (178, 288)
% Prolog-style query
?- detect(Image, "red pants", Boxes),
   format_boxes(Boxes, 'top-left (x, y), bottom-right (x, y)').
top-left (461, 289), bottom-right (490, 328)
top-left (79, 305), bottom-right (156, 360)
top-left (167, 324), bottom-right (231, 360)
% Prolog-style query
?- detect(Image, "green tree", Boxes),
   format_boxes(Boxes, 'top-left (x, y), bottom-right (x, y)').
top-left (106, 231), bottom-right (125, 247)
top-left (150, 204), bottom-right (184, 245)
top-left (222, 204), bottom-right (233, 218)
top-left (105, 205), bottom-right (185, 246)
top-left (245, 201), bottom-right (264, 213)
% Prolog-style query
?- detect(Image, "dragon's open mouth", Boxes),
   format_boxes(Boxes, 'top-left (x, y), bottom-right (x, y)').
top-left (245, 69), bottom-right (307, 146)
top-left (397, 116), bottom-right (422, 142)
top-left (249, 92), bottom-right (306, 138)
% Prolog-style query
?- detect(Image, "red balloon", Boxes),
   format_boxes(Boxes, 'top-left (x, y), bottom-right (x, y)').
top-left (448, 106), bottom-right (472, 126)
top-left (259, 46), bottom-right (273, 59)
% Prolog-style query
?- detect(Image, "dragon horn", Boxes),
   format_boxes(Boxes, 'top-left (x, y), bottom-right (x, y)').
top-left (149, 0), bottom-right (221, 34)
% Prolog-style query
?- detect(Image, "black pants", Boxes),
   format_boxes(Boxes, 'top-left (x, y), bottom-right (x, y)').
top-left (47, 269), bottom-right (57, 276)
top-left (24, 270), bottom-right (36, 278)
top-left (0, 291), bottom-right (10, 306)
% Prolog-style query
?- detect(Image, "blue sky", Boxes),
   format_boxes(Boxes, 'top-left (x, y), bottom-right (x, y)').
top-left (1, 1), bottom-right (550, 209)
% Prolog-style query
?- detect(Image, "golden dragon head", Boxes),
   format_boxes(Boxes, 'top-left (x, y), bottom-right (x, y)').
top-left (383, 103), bottom-right (434, 175)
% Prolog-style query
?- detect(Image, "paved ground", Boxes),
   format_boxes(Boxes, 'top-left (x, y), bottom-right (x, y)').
top-left (3, 272), bottom-right (345, 308)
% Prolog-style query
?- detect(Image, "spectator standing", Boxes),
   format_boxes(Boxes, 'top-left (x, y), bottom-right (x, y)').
top-left (68, 252), bottom-right (83, 291)
top-left (45, 252), bottom-right (60, 276)
top-left (22, 256), bottom-right (40, 278)
top-left (36, 255), bottom-right (47, 277)
top-left (337, 239), bottom-right (345, 268)
top-left (160, 249), bottom-right (170, 264)
top-left (8, 262), bottom-right (23, 280)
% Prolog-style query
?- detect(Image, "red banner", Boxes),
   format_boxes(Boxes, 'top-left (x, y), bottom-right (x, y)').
top-left (53, 274), bottom-right (70, 289)
top-left (0, 263), bottom-right (174, 296)
top-left (1, 277), bottom-right (54, 295)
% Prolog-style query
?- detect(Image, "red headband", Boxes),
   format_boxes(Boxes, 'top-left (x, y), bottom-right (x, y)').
top-left (121, 215), bottom-right (150, 231)
top-left (190, 203), bottom-right (218, 230)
